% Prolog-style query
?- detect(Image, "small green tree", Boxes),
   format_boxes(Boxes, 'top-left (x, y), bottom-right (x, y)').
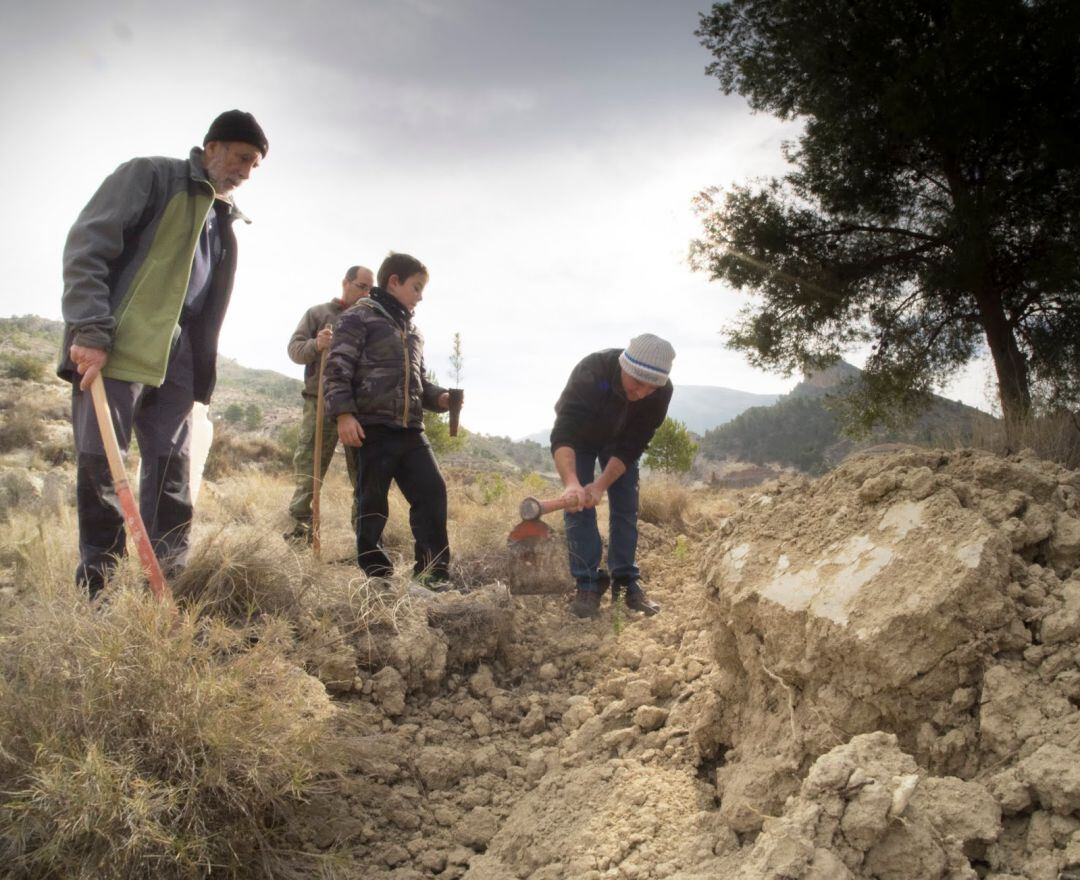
top-left (449, 332), bottom-right (464, 387)
top-left (423, 370), bottom-right (465, 455)
top-left (223, 403), bottom-right (244, 425)
top-left (644, 418), bottom-right (698, 474)
top-left (243, 403), bottom-right (262, 431)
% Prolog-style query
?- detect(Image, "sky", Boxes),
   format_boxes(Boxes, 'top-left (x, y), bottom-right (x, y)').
top-left (0, 0), bottom-right (996, 438)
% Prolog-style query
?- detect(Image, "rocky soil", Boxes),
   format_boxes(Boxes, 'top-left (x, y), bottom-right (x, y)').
top-left (283, 446), bottom-right (1080, 880)
top-left (6, 431), bottom-right (1080, 879)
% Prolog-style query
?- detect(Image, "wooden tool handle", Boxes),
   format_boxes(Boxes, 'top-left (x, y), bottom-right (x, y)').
top-left (311, 343), bottom-right (331, 559)
top-left (89, 375), bottom-right (171, 602)
top-left (519, 495), bottom-right (574, 520)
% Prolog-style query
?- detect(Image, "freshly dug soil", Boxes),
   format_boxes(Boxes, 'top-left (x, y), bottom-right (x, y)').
top-left (295, 448), bottom-right (1080, 880)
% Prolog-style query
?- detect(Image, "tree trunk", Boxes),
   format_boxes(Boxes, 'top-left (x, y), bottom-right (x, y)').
top-left (974, 288), bottom-right (1031, 443)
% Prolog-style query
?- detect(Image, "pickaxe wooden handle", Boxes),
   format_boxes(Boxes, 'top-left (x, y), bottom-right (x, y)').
top-left (88, 374), bottom-right (171, 602)
top-left (311, 324), bottom-right (332, 559)
top-left (518, 495), bottom-right (574, 521)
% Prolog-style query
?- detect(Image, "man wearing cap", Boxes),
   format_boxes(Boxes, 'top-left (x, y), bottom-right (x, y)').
top-left (282, 264), bottom-right (374, 544)
top-left (58, 109), bottom-right (268, 598)
top-left (550, 333), bottom-right (675, 618)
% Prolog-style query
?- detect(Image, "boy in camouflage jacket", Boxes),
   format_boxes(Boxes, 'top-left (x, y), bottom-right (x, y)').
top-left (322, 253), bottom-right (456, 584)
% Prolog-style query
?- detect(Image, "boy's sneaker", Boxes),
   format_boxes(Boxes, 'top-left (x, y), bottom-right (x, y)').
top-left (569, 587), bottom-right (602, 619)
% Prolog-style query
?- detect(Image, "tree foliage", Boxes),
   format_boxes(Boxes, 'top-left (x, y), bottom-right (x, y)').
top-left (423, 370), bottom-right (466, 456)
top-left (644, 418), bottom-right (698, 474)
top-left (692, 0), bottom-right (1080, 429)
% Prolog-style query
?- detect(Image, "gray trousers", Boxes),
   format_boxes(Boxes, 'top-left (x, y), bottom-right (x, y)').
top-left (72, 331), bottom-right (195, 597)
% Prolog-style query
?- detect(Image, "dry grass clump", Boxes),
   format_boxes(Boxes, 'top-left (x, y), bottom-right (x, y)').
top-left (204, 426), bottom-right (290, 479)
top-left (638, 477), bottom-right (692, 528)
top-left (0, 581), bottom-right (336, 880)
top-left (171, 525), bottom-right (309, 624)
top-left (966, 411), bottom-right (1080, 469)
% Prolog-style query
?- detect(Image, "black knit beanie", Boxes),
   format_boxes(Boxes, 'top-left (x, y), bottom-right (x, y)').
top-left (203, 110), bottom-right (269, 157)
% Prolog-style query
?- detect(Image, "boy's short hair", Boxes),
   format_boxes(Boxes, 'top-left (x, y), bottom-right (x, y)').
top-left (377, 252), bottom-right (428, 289)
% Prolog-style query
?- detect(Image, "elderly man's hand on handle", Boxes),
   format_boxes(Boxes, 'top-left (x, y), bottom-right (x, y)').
top-left (70, 345), bottom-right (109, 391)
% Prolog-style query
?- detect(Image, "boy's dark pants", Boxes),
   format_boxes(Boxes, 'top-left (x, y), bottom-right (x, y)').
top-left (354, 427), bottom-right (450, 581)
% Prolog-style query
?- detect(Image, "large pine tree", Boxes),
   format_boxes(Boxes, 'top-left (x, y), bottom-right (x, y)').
top-left (692, 0), bottom-right (1080, 431)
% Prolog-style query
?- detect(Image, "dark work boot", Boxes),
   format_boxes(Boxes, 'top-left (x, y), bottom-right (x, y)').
top-left (569, 587), bottom-right (602, 619)
top-left (613, 576), bottom-right (661, 615)
top-left (626, 587), bottom-right (661, 615)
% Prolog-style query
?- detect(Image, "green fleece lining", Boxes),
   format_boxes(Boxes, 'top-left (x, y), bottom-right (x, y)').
top-left (104, 188), bottom-right (214, 385)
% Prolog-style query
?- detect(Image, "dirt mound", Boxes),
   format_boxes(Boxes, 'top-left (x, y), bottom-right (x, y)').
top-left (698, 447), bottom-right (1080, 878)
top-left (169, 448), bottom-right (1080, 879)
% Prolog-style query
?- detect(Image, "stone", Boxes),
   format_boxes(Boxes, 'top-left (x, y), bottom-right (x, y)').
top-left (560, 699), bottom-right (595, 731)
top-left (987, 768), bottom-right (1033, 815)
top-left (371, 666), bottom-right (407, 717)
top-left (468, 664), bottom-right (496, 698)
top-left (452, 806), bottom-right (499, 850)
top-left (633, 705), bottom-right (668, 733)
top-left (1041, 579), bottom-right (1080, 645)
top-left (519, 705), bottom-right (546, 737)
top-left (471, 712), bottom-right (492, 738)
top-left (414, 746), bottom-right (469, 791)
top-left (1018, 744), bottom-right (1080, 815)
top-left (622, 679), bottom-right (653, 709)
top-left (382, 844), bottom-right (410, 867)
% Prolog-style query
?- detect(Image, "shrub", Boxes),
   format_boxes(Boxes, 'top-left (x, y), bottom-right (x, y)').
top-left (644, 417), bottom-right (698, 474)
top-left (3, 354), bottom-right (46, 382)
top-left (243, 402), bottom-right (263, 430)
top-left (0, 584), bottom-right (336, 879)
top-left (0, 407), bottom-right (40, 453)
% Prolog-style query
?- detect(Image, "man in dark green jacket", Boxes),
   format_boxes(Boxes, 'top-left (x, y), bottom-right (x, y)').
top-left (59, 110), bottom-right (268, 598)
top-left (551, 334), bottom-right (675, 618)
top-left (283, 264), bottom-right (374, 542)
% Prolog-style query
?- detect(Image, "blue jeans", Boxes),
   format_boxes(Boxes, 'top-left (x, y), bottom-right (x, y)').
top-left (563, 450), bottom-right (640, 592)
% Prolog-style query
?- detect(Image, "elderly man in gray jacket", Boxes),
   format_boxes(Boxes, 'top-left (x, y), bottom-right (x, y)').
top-left (59, 109), bottom-right (268, 598)
top-left (283, 265), bottom-right (373, 542)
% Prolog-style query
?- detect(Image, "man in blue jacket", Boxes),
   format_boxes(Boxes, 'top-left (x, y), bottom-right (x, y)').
top-left (58, 110), bottom-right (268, 598)
top-left (550, 333), bottom-right (675, 618)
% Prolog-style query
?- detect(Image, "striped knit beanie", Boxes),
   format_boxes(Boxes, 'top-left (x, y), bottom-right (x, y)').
top-left (619, 333), bottom-right (675, 386)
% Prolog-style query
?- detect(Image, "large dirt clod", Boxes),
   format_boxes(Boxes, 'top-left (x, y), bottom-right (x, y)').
top-left (700, 448), bottom-right (1080, 830)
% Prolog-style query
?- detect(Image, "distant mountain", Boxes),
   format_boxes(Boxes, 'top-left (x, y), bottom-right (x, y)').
top-left (519, 383), bottom-right (780, 442)
top-left (699, 360), bottom-right (995, 474)
top-left (670, 385), bottom-right (780, 434)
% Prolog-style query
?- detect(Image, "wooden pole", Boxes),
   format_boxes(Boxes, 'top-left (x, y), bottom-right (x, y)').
top-left (311, 327), bottom-right (332, 559)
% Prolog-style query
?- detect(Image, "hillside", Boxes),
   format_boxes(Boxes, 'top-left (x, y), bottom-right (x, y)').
top-left (700, 361), bottom-right (996, 475)
top-left (0, 315), bottom-right (553, 474)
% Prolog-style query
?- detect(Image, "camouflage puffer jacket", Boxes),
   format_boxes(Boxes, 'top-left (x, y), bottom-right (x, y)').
top-left (322, 288), bottom-right (447, 429)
